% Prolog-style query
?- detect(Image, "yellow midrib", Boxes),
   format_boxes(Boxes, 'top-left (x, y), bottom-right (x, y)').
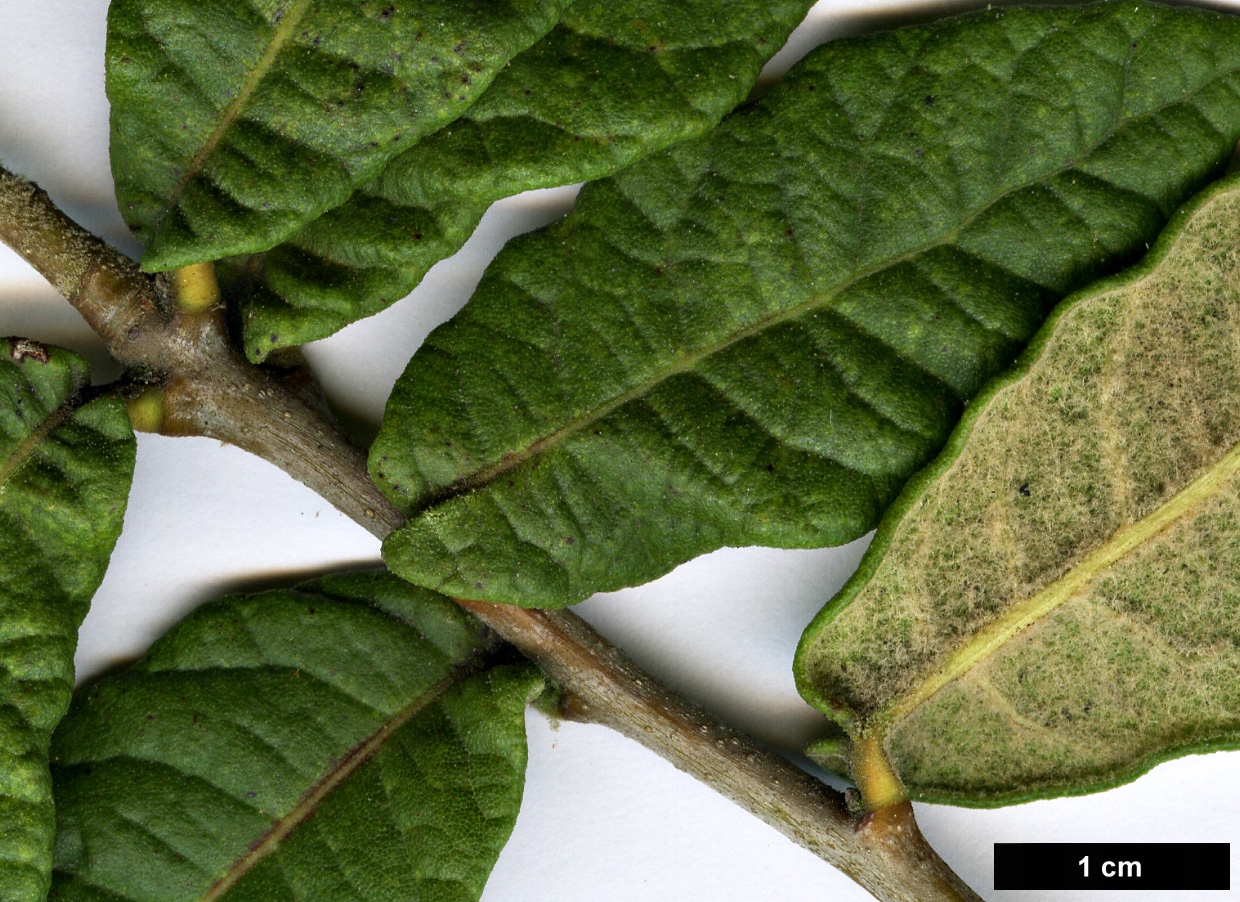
top-left (159, 0), bottom-right (314, 231)
top-left (880, 431), bottom-right (1240, 732)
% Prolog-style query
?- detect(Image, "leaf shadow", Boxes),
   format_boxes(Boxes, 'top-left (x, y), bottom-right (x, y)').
top-left (73, 559), bottom-right (387, 692)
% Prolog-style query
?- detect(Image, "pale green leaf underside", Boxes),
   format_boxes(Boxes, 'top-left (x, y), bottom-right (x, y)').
top-left (233, 0), bottom-right (817, 360)
top-left (796, 176), bottom-right (1240, 806)
top-left (49, 572), bottom-right (542, 902)
top-left (0, 341), bottom-right (134, 902)
top-left (373, 1), bottom-right (1240, 608)
top-left (107, 0), bottom-right (574, 270)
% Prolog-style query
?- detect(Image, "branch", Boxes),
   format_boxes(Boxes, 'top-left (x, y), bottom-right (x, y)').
top-left (0, 162), bottom-right (980, 902)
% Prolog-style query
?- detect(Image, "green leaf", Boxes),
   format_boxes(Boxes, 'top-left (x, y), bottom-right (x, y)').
top-left (0, 340), bottom-right (134, 902)
top-left (795, 174), bottom-right (1240, 806)
top-left (49, 571), bottom-right (544, 902)
top-left (106, 0), bottom-right (574, 270)
top-left (372, 0), bottom-right (1240, 608)
top-left (232, 0), bottom-right (818, 360)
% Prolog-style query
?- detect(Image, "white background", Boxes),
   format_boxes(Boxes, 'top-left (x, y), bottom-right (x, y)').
top-left (1, 1), bottom-right (1238, 900)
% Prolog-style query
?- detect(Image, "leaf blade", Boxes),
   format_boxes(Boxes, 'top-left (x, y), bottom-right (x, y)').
top-left (795, 174), bottom-right (1240, 805)
top-left (234, 0), bottom-right (818, 360)
top-left (373, 1), bottom-right (1240, 608)
top-left (0, 340), bottom-right (134, 902)
top-left (107, 0), bottom-right (574, 269)
top-left (49, 572), bottom-right (543, 902)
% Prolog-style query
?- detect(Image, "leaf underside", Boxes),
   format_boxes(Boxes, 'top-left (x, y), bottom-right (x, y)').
top-left (49, 572), bottom-right (543, 902)
top-left (0, 341), bottom-right (134, 902)
top-left (372, 0), bottom-right (1240, 608)
top-left (106, 0), bottom-right (575, 270)
top-left (796, 175), bottom-right (1240, 806)
top-left (232, 0), bottom-right (817, 360)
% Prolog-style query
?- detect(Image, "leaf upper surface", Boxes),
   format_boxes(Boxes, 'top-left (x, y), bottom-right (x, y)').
top-left (235, 0), bottom-right (817, 360)
top-left (795, 175), bottom-right (1240, 805)
top-left (373, 1), bottom-right (1240, 608)
top-left (0, 341), bottom-right (134, 902)
top-left (49, 571), bottom-right (543, 902)
top-left (107, 0), bottom-right (574, 269)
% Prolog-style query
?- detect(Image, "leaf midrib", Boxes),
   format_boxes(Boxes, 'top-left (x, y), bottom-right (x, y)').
top-left (156, 0), bottom-right (314, 242)
top-left (0, 395), bottom-right (81, 496)
top-left (197, 655), bottom-right (489, 902)
top-left (407, 81), bottom-right (1226, 514)
top-left (878, 392), bottom-right (1240, 735)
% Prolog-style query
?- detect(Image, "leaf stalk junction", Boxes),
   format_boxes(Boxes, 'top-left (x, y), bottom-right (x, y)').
top-left (0, 160), bottom-right (978, 902)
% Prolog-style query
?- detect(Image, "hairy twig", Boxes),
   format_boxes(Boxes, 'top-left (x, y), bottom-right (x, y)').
top-left (0, 161), bottom-right (981, 902)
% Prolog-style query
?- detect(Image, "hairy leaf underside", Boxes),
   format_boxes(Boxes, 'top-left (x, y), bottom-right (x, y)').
top-left (0, 342), bottom-right (134, 902)
top-left (235, 0), bottom-right (818, 360)
top-left (106, 0), bottom-right (575, 269)
top-left (796, 176), bottom-right (1240, 805)
top-left (49, 572), bottom-right (542, 902)
top-left (373, 1), bottom-right (1240, 608)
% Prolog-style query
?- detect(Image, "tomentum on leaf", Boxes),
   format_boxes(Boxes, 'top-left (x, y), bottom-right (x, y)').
top-left (796, 174), bottom-right (1240, 807)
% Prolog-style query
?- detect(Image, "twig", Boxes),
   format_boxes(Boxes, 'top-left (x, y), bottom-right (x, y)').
top-left (0, 161), bottom-right (981, 902)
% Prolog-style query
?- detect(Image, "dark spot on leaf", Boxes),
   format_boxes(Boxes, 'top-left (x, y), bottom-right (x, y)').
top-left (455, 41), bottom-right (467, 53)
top-left (1019, 483), bottom-right (1031, 497)
top-left (565, 537), bottom-right (575, 545)
top-left (379, 5), bottom-right (394, 20)
top-left (766, 463), bottom-right (775, 473)
top-left (924, 95), bottom-right (934, 106)
top-left (475, 582), bottom-right (483, 590)
top-left (7, 338), bottom-right (50, 363)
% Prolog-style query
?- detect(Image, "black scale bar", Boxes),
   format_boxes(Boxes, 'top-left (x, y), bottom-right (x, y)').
top-left (994, 843), bottom-right (1230, 891)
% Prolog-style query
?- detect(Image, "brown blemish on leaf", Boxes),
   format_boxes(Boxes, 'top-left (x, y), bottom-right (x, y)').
top-left (6, 338), bottom-right (50, 364)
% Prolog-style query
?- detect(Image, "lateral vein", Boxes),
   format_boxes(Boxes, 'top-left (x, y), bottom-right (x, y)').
top-left (197, 659), bottom-right (484, 902)
top-left (881, 429), bottom-right (1240, 731)
top-left (0, 396), bottom-right (82, 494)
